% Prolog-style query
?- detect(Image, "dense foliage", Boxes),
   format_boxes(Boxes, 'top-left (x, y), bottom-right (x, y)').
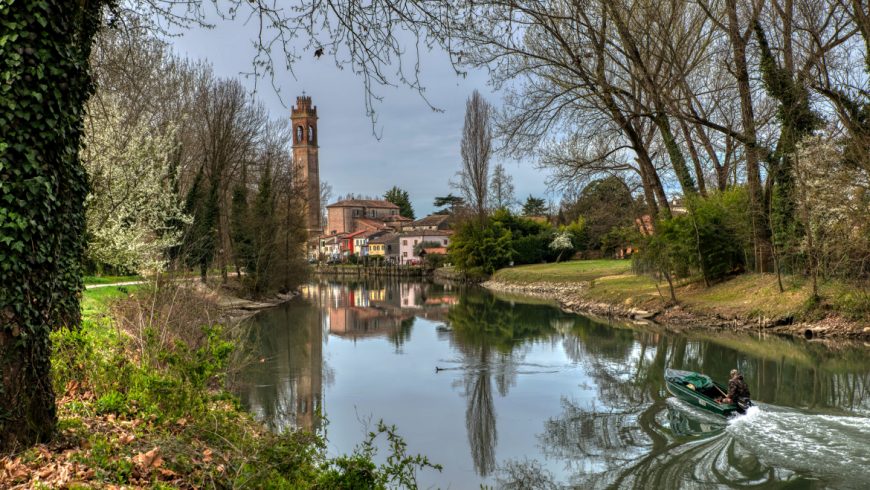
top-left (449, 210), bottom-right (588, 274)
top-left (634, 191), bottom-right (750, 298)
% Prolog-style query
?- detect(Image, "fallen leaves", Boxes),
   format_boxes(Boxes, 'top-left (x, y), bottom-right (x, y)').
top-left (132, 447), bottom-right (163, 470)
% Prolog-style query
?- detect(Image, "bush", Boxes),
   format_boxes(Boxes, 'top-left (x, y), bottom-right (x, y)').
top-left (634, 193), bottom-right (747, 299)
top-left (449, 220), bottom-right (514, 273)
top-left (512, 234), bottom-right (549, 264)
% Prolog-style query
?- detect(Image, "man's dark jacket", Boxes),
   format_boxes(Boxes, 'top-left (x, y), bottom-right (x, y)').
top-left (728, 374), bottom-right (750, 401)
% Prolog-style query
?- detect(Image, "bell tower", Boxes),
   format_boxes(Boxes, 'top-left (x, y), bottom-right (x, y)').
top-left (291, 95), bottom-right (321, 237)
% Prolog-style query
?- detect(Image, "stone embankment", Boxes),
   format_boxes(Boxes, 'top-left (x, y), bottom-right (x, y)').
top-left (483, 280), bottom-right (870, 342)
top-left (315, 265), bottom-right (426, 278)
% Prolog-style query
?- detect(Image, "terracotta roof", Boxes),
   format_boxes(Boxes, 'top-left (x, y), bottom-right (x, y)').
top-left (354, 218), bottom-right (390, 230)
top-left (326, 199), bottom-right (399, 209)
top-left (369, 233), bottom-right (399, 244)
top-left (411, 214), bottom-right (452, 227)
top-left (399, 229), bottom-right (453, 237)
top-left (385, 215), bottom-right (413, 221)
top-left (420, 247), bottom-right (448, 255)
top-left (357, 229), bottom-right (385, 239)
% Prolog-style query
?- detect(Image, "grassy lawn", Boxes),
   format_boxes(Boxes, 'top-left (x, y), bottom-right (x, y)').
top-left (492, 260), bottom-right (870, 322)
top-left (81, 285), bottom-right (139, 319)
top-left (83, 274), bottom-right (142, 285)
top-left (492, 259), bottom-right (632, 283)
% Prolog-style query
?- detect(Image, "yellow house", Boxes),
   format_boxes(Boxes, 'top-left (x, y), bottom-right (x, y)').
top-left (369, 243), bottom-right (385, 256)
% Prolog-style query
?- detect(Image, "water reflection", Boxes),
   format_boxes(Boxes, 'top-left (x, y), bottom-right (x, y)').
top-left (239, 279), bottom-right (870, 488)
top-left (238, 302), bottom-right (325, 433)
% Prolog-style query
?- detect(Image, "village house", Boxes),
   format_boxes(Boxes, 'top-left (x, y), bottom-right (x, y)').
top-left (407, 214), bottom-right (453, 231)
top-left (338, 230), bottom-right (367, 256)
top-left (325, 199), bottom-right (400, 235)
top-left (369, 233), bottom-right (400, 263)
top-left (397, 230), bottom-right (452, 265)
top-left (318, 234), bottom-right (343, 261)
top-left (354, 229), bottom-right (389, 257)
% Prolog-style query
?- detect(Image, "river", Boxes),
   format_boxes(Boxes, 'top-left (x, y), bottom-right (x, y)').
top-left (237, 278), bottom-right (870, 489)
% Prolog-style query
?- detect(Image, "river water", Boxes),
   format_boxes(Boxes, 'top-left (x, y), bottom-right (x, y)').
top-left (237, 278), bottom-right (870, 489)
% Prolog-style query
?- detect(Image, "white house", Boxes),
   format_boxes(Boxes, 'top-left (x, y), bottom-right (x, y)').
top-left (397, 230), bottom-right (451, 264)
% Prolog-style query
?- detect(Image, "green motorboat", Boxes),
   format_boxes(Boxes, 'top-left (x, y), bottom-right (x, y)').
top-left (665, 369), bottom-right (752, 417)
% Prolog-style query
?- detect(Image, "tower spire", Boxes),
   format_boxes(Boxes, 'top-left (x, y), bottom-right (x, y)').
top-left (291, 94), bottom-right (321, 238)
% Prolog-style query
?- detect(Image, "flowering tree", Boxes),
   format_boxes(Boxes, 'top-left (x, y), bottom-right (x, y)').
top-left (82, 98), bottom-right (187, 274)
top-left (549, 231), bottom-right (574, 262)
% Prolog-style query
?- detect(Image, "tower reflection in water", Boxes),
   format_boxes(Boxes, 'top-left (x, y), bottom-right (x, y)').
top-left (238, 279), bottom-right (458, 432)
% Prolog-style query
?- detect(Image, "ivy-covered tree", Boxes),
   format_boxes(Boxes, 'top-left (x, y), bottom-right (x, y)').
top-left (0, 0), bottom-right (103, 450)
top-left (384, 185), bottom-right (415, 219)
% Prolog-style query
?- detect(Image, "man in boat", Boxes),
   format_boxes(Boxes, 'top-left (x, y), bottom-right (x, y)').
top-left (719, 369), bottom-right (750, 405)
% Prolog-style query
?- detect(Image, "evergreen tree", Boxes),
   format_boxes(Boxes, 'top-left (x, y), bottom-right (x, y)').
top-left (521, 195), bottom-right (548, 216)
top-left (250, 164), bottom-right (278, 292)
top-left (181, 166), bottom-right (218, 282)
top-left (230, 168), bottom-right (252, 275)
top-left (384, 186), bottom-right (415, 219)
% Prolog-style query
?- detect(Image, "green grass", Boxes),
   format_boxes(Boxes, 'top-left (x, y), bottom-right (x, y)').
top-left (83, 275), bottom-right (142, 285)
top-left (492, 259), bottom-right (632, 284)
top-left (492, 260), bottom-right (870, 323)
top-left (81, 285), bottom-right (139, 319)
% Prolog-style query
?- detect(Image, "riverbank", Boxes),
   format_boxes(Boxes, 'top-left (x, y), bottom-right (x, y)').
top-left (0, 284), bottom-right (437, 488)
top-left (484, 260), bottom-right (870, 341)
top-left (315, 264), bottom-right (427, 278)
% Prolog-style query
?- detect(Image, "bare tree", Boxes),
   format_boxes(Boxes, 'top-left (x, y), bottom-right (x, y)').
top-left (458, 90), bottom-right (493, 221)
top-left (489, 163), bottom-right (516, 211)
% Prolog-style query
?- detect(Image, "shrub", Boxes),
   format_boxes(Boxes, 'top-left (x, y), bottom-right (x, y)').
top-left (449, 220), bottom-right (514, 273)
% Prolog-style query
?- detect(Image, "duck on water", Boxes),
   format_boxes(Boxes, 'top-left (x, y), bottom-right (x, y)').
top-left (665, 368), bottom-right (753, 417)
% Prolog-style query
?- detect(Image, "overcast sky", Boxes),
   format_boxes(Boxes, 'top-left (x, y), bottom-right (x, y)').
top-left (165, 13), bottom-right (553, 217)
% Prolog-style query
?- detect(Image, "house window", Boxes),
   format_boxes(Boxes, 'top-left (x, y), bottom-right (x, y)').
top-left (414, 239), bottom-right (418, 245)
top-left (443, 239), bottom-right (448, 245)
top-left (402, 240), bottom-right (407, 245)
top-left (403, 252), bottom-right (408, 257)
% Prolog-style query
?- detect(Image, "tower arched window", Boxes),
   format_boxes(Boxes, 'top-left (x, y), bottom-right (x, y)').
top-left (296, 125), bottom-right (303, 143)
top-left (308, 125), bottom-right (315, 143)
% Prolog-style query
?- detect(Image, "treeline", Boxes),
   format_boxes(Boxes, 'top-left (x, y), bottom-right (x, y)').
top-left (445, 1), bottom-right (868, 294)
top-left (83, 26), bottom-right (307, 293)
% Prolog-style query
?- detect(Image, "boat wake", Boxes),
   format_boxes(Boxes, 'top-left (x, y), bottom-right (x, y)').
top-left (726, 404), bottom-right (870, 486)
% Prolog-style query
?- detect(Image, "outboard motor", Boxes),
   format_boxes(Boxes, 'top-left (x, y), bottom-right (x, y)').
top-left (736, 397), bottom-right (753, 414)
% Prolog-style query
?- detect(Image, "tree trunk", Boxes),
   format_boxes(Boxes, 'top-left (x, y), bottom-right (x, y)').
top-left (0, 330), bottom-right (57, 451)
top-left (654, 112), bottom-right (698, 196)
top-left (678, 118), bottom-right (707, 196)
top-left (726, 0), bottom-right (769, 271)
top-left (1, 0), bottom-right (104, 450)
